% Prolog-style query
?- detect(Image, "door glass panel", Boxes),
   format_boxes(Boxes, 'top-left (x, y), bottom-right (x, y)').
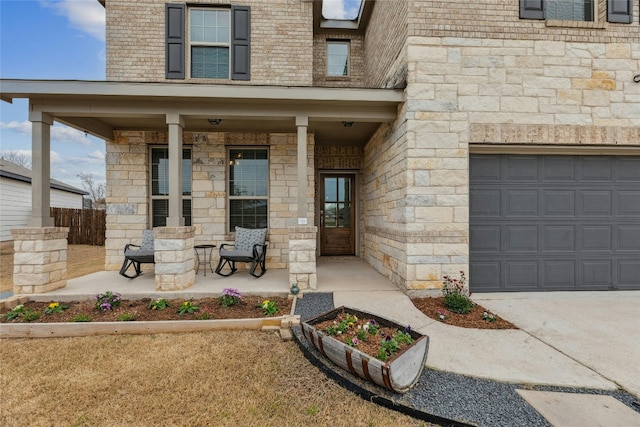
top-left (339, 202), bottom-right (350, 227)
top-left (324, 177), bottom-right (337, 201)
top-left (324, 202), bottom-right (337, 227)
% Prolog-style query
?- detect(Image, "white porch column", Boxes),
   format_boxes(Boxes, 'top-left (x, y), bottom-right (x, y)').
top-left (296, 115), bottom-right (309, 222)
top-left (166, 114), bottom-right (184, 227)
top-left (27, 110), bottom-right (54, 227)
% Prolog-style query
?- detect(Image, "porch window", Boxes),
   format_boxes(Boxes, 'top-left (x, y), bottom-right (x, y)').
top-left (327, 41), bottom-right (350, 77)
top-left (150, 147), bottom-right (192, 227)
top-left (228, 148), bottom-right (268, 231)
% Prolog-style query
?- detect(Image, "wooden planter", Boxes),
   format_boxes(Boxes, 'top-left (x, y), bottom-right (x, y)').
top-left (301, 306), bottom-right (429, 393)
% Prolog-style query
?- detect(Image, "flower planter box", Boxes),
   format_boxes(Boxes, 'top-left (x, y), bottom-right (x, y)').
top-left (301, 306), bottom-right (429, 393)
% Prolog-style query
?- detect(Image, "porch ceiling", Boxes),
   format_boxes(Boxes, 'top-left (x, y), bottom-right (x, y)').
top-left (1, 79), bottom-right (404, 146)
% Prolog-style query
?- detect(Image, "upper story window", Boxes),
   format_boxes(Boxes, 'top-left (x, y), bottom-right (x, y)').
top-left (190, 9), bottom-right (230, 79)
top-left (165, 4), bottom-right (251, 81)
top-left (327, 41), bottom-right (350, 77)
top-left (520, 0), bottom-right (633, 24)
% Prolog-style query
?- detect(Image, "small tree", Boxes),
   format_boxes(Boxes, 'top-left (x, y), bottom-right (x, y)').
top-left (1, 151), bottom-right (31, 169)
top-left (78, 172), bottom-right (106, 209)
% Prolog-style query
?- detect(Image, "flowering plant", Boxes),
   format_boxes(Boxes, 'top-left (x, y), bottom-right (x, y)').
top-left (437, 309), bottom-right (450, 322)
top-left (94, 291), bottom-right (122, 312)
top-left (5, 304), bottom-right (25, 321)
top-left (482, 311), bottom-right (497, 322)
top-left (44, 302), bottom-right (69, 314)
top-left (177, 301), bottom-right (200, 315)
top-left (4, 304), bottom-right (40, 322)
top-left (320, 311), bottom-right (414, 362)
top-left (260, 300), bottom-right (279, 316)
top-left (442, 271), bottom-right (474, 314)
top-left (219, 288), bottom-right (242, 307)
top-left (148, 298), bottom-right (170, 310)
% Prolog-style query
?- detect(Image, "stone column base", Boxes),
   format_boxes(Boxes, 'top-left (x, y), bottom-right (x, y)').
top-left (154, 226), bottom-right (196, 291)
top-left (288, 226), bottom-right (317, 290)
top-left (11, 227), bottom-right (69, 294)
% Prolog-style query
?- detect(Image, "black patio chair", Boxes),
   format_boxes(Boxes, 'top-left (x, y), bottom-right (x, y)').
top-left (119, 229), bottom-right (155, 279)
top-left (215, 227), bottom-right (268, 278)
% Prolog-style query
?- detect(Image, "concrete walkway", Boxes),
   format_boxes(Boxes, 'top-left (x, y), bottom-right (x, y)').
top-left (6, 258), bottom-right (640, 426)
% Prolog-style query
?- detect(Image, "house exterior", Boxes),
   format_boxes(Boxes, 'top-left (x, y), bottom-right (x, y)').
top-left (0, 159), bottom-right (88, 241)
top-left (1, 0), bottom-right (638, 294)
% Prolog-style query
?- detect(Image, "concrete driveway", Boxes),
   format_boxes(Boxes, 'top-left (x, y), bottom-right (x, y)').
top-left (473, 291), bottom-right (640, 398)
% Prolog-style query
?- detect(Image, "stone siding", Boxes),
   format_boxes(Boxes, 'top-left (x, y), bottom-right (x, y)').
top-left (106, 0), bottom-right (313, 85)
top-left (105, 130), bottom-right (315, 272)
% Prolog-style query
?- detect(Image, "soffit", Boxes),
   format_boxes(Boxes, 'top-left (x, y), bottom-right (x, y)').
top-left (1, 80), bottom-right (403, 146)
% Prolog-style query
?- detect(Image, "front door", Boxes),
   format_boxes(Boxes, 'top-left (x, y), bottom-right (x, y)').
top-left (320, 174), bottom-right (355, 255)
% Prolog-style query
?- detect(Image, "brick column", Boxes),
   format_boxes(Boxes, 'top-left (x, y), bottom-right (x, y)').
top-left (154, 226), bottom-right (195, 291)
top-left (288, 226), bottom-right (317, 290)
top-left (11, 227), bottom-right (69, 294)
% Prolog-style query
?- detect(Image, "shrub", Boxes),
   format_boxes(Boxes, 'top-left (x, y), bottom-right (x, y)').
top-left (442, 271), bottom-right (474, 314)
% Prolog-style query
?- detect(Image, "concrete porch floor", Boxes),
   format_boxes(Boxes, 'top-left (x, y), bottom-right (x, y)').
top-left (25, 256), bottom-right (397, 302)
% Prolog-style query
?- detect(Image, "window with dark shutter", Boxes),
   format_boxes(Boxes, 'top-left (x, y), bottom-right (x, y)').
top-left (166, 3), bottom-right (185, 79)
top-left (607, 0), bottom-right (633, 23)
top-left (520, 0), bottom-right (545, 19)
top-left (231, 5), bottom-right (251, 81)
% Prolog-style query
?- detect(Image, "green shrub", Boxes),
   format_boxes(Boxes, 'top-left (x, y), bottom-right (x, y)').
top-left (442, 271), bottom-right (474, 314)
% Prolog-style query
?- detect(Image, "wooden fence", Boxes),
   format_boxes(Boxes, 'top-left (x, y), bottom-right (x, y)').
top-left (51, 207), bottom-right (106, 246)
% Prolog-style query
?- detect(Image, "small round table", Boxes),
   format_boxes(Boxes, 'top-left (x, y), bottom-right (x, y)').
top-left (194, 244), bottom-right (216, 276)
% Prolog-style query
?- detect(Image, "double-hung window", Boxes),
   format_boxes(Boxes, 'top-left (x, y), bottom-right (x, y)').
top-left (150, 147), bottom-right (192, 227)
top-left (520, 0), bottom-right (633, 23)
top-left (165, 4), bottom-right (251, 80)
top-left (327, 41), bottom-right (350, 77)
top-left (228, 148), bottom-right (268, 231)
top-left (190, 8), bottom-right (230, 79)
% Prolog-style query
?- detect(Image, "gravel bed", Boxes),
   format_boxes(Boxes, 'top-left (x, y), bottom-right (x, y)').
top-left (293, 293), bottom-right (639, 427)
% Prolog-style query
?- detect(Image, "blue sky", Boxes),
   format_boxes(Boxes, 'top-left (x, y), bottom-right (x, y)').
top-left (0, 0), bottom-right (359, 190)
top-left (0, 0), bottom-right (106, 190)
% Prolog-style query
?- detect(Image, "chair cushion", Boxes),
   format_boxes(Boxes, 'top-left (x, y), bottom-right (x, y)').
top-left (125, 249), bottom-right (154, 258)
top-left (219, 248), bottom-right (253, 259)
top-left (234, 227), bottom-right (267, 252)
top-left (140, 229), bottom-right (154, 251)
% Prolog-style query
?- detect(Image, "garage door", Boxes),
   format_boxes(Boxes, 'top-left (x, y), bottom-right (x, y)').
top-left (470, 155), bottom-right (640, 292)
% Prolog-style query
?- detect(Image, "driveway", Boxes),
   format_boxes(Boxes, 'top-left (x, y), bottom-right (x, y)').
top-left (473, 291), bottom-right (640, 398)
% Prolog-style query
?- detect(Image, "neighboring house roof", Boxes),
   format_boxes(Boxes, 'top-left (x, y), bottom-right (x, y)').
top-left (0, 158), bottom-right (89, 196)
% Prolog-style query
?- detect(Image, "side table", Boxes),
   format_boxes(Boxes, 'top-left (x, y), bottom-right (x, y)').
top-left (194, 244), bottom-right (216, 276)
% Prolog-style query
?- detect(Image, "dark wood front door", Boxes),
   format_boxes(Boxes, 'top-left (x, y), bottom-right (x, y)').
top-left (320, 174), bottom-right (355, 255)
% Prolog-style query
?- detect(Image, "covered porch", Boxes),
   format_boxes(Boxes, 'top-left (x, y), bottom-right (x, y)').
top-left (0, 79), bottom-right (403, 295)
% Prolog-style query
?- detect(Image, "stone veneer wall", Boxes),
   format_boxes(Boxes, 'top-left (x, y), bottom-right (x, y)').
top-left (11, 227), bottom-right (69, 294)
top-left (106, 0), bottom-right (313, 86)
top-left (105, 130), bottom-right (314, 272)
top-left (312, 34), bottom-right (365, 88)
top-left (400, 35), bottom-right (639, 290)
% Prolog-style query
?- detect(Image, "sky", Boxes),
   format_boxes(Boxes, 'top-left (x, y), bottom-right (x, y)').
top-left (0, 0), bottom-right (361, 191)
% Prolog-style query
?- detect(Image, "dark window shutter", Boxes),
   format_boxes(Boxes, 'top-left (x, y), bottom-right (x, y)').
top-left (607, 0), bottom-right (633, 23)
top-left (520, 0), bottom-right (545, 19)
top-left (166, 3), bottom-right (185, 79)
top-left (231, 5), bottom-right (251, 81)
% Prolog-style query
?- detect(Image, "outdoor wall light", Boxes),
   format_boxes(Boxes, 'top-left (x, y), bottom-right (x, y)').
top-left (634, 74), bottom-right (640, 83)
top-left (342, 121), bottom-right (354, 127)
top-left (208, 118), bottom-right (222, 125)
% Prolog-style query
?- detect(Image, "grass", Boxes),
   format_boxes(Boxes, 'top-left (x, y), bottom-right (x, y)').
top-left (0, 331), bottom-right (435, 427)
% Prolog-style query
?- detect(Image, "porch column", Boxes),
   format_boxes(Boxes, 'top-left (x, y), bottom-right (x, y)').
top-left (290, 116), bottom-right (317, 291)
top-left (28, 110), bottom-right (54, 227)
top-left (296, 115), bottom-right (309, 222)
top-left (166, 114), bottom-right (184, 227)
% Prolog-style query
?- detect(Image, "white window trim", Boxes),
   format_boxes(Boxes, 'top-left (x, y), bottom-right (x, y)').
top-left (188, 7), bottom-right (231, 79)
